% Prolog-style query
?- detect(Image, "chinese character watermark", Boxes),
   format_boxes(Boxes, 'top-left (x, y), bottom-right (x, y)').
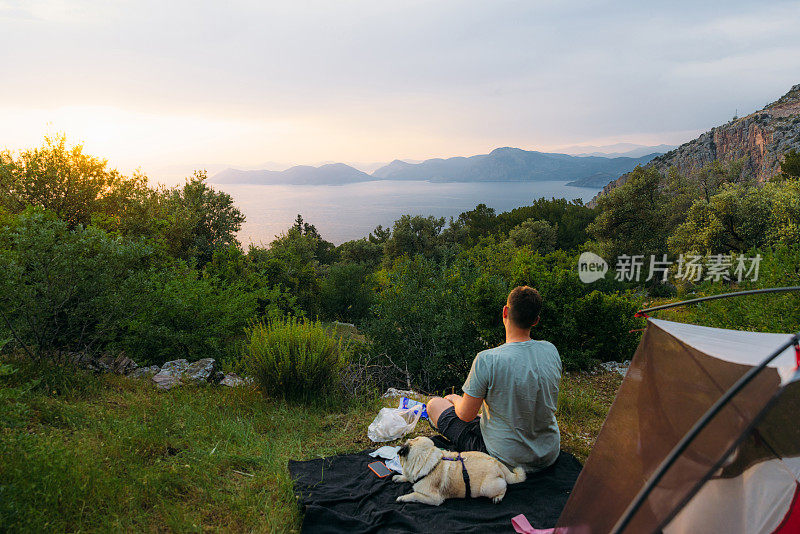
top-left (577, 253), bottom-right (762, 284)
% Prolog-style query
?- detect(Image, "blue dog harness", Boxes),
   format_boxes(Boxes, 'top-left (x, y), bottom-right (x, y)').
top-left (442, 453), bottom-right (471, 498)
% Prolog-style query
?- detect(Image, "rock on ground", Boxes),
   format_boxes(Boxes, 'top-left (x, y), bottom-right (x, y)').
top-left (598, 360), bottom-right (631, 377)
top-left (152, 359), bottom-right (190, 390)
top-left (381, 387), bottom-right (421, 399)
top-left (152, 372), bottom-right (182, 390)
top-left (183, 358), bottom-right (221, 383)
top-left (219, 373), bottom-right (254, 387)
top-left (69, 352), bottom-right (139, 375)
top-left (159, 359), bottom-right (190, 376)
top-left (150, 358), bottom-right (245, 390)
top-left (129, 365), bottom-right (160, 379)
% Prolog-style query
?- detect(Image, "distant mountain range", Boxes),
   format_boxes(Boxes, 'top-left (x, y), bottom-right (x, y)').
top-left (568, 144), bottom-right (677, 158)
top-left (212, 163), bottom-right (373, 185)
top-left (210, 147), bottom-right (662, 187)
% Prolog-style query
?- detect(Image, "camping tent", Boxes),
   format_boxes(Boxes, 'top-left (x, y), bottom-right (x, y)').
top-left (555, 318), bottom-right (800, 534)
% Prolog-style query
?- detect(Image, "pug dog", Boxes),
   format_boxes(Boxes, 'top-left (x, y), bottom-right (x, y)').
top-left (393, 436), bottom-right (526, 505)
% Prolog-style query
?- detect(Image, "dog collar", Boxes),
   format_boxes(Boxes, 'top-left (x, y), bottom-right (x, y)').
top-left (442, 453), bottom-right (471, 498)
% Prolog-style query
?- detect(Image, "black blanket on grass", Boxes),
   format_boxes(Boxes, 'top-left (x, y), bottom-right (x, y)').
top-left (288, 446), bottom-right (581, 534)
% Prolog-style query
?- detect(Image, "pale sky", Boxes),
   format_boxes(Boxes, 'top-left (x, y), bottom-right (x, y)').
top-left (1, 0), bottom-right (799, 184)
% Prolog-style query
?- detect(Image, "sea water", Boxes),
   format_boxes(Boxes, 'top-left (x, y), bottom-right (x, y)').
top-left (215, 180), bottom-right (602, 246)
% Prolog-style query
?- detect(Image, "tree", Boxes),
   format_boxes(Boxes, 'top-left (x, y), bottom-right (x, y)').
top-left (495, 198), bottom-right (596, 250)
top-left (383, 214), bottom-right (446, 264)
top-left (695, 159), bottom-right (748, 202)
top-left (368, 224), bottom-right (391, 245)
top-left (587, 166), bottom-right (669, 260)
top-left (0, 134), bottom-right (151, 228)
top-left (115, 264), bottom-right (259, 365)
top-left (162, 171), bottom-right (245, 264)
top-left (320, 262), bottom-right (375, 324)
top-left (781, 150), bottom-right (800, 180)
top-left (336, 238), bottom-right (383, 269)
top-left (453, 203), bottom-right (497, 245)
top-left (367, 256), bottom-right (485, 391)
top-left (507, 219), bottom-right (558, 253)
top-left (288, 214), bottom-right (336, 264)
top-left (254, 230), bottom-right (321, 316)
top-left (669, 181), bottom-right (800, 254)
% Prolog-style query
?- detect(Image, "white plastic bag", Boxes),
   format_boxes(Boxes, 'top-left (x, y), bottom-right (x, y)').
top-left (367, 405), bottom-right (422, 442)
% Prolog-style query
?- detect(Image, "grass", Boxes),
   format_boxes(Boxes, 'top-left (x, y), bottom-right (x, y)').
top-left (0, 363), bottom-right (621, 532)
top-left (557, 372), bottom-right (623, 460)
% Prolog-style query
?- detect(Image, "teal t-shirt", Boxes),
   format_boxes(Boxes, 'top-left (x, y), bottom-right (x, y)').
top-left (462, 339), bottom-right (561, 472)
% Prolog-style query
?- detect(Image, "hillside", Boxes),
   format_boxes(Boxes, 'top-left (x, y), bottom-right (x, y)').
top-left (210, 147), bottom-right (661, 186)
top-left (372, 147), bottom-right (657, 183)
top-left (591, 84), bottom-right (800, 204)
top-left (211, 163), bottom-right (372, 185)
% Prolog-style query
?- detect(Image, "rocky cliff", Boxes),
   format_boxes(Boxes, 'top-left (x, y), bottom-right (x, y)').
top-left (590, 84), bottom-right (800, 206)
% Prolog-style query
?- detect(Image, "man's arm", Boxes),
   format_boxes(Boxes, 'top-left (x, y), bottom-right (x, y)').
top-left (445, 393), bottom-right (483, 422)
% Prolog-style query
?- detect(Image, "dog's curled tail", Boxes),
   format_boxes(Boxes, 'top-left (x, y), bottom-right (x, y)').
top-left (499, 463), bottom-right (526, 484)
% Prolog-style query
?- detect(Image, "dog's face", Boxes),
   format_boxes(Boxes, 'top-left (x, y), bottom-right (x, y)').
top-left (397, 436), bottom-right (443, 482)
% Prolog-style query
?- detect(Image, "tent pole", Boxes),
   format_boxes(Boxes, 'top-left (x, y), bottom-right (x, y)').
top-left (635, 286), bottom-right (800, 316)
top-left (610, 332), bottom-right (800, 534)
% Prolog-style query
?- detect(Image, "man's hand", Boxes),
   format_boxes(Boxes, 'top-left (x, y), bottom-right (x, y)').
top-left (445, 394), bottom-right (463, 405)
top-left (454, 393), bottom-right (483, 422)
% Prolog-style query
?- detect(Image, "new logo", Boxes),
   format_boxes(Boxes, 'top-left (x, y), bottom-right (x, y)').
top-left (578, 252), bottom-right (608, 283)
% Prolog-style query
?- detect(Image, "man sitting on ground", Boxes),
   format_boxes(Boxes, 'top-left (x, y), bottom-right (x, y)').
top-left (426, 286), bottom-right (561, 473)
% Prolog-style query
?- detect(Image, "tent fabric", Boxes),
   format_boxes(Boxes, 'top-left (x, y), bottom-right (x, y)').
top-left (665, 458), bottom-right (800, 533)
top-left (555, 319), bottom-right (799, 534)
top-left (648, 318), bottom-right (798, 383)
top-left (288, 449), bottom-right (582, 534)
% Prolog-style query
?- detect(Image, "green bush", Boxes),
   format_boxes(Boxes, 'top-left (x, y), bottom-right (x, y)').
top-left (0, 208), bottom-right (151, 360)
top-left (567, 291), bottom-right (643, 368)
top-left (506, 219), bottom-right (558, 253)
top-left (367, 256), bottom-right (489, 392)
top-left (319, 262), bottom-right (375, 325)
top-left (241, 317), bottom-right (351, 403)
top-left (664, 247), bottom-right (800, 333)
top-left (114, 265), bottom-right (259, 366)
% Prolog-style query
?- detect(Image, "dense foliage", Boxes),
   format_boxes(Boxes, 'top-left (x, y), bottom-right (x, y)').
top-left (0, 208), bottom-right (150, 361)
top-left (2, 136), bottom-right (798, 396)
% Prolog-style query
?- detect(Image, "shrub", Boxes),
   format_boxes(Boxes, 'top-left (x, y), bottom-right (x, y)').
top-left (507, 251), bottom-right (644, 370)
top-left (114, 265), bottom-right (259, 366)
top-left (567, 291), bottom-right (643, 368)
top-left (367, 257), bottom-right (488, 392)
top-left (319, 262), bottom-right (375, 325)
top-left (506, 219), bottom-right (559, 253)
top-left (0, 208), bottom-right (151, 361)
top-left (665, 246), bottom-right (800, 333)
top-left (368, 249), bottom-right (646, 388)
top-left (241, 317), bottom-right (351, 403)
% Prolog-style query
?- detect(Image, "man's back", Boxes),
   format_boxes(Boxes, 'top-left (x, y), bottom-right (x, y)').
top-left (462, 339), bottom-right (561, 472)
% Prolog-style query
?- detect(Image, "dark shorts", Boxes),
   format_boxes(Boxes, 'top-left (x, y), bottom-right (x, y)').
top-left (436, 406), bottom-right (487, 453)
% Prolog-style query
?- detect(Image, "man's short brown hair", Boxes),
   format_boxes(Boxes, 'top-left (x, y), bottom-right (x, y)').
top-left (507, 286), bottom-right (542, 329)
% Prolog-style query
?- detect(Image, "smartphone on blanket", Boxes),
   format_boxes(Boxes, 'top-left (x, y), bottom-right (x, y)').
top-left (368, 461), bottom-right (393, 478)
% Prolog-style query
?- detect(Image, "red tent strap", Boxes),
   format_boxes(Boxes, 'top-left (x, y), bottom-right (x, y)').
top-left (771, 483), bottom-right (800, 534)
top-left (795, 341), bottom-right (800, 369)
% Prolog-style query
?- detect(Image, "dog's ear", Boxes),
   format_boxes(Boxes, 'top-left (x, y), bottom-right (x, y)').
top-left (404, 440), bottom-right (443, 482)
top-left (398, 443), bottom-right (410, 457)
